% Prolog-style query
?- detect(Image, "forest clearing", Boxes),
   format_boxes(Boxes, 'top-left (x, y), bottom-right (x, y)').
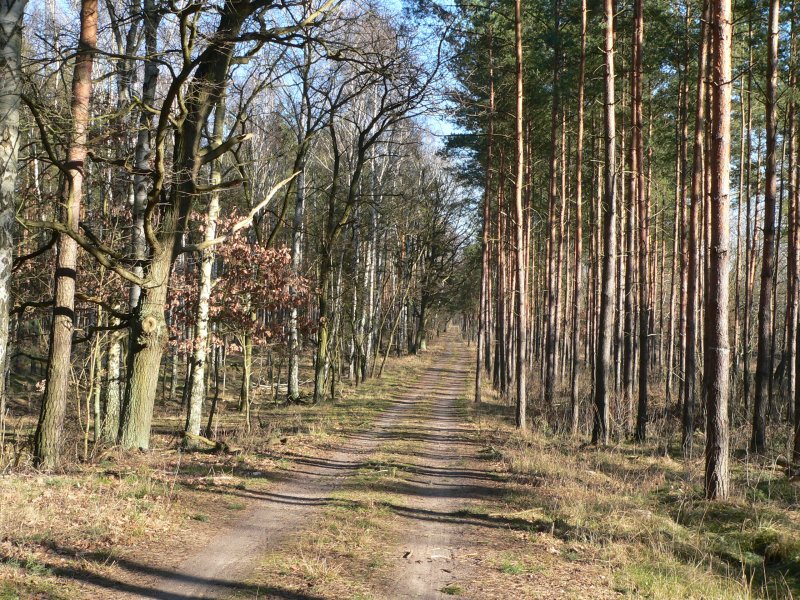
top-left (1, 0), bottom-right (800, 597)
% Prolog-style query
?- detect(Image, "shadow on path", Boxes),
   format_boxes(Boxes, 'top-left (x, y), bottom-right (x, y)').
top-left (1, 547), bottom-right (323, 600)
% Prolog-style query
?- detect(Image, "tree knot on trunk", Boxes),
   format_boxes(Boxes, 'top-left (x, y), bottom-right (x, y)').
top-left (136, 313), bottom-right (167, 348)
top-left (141, 314), bottom-right (160, 334)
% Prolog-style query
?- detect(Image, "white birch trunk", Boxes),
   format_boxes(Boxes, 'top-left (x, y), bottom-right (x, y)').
top-left (0, 0), bottom-right (25, 416)
top-left (185, 100), bottom-right (224, 436)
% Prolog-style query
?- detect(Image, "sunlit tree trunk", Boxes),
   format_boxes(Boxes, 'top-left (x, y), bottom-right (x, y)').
top-left (102, 327), bottom-right (122, 443)
top-left (665, 74), bottom-right (684, 408)
top-left (544, 0), bottom-right (561, 408)
top-left (34, 0), bottom-right (98, 468)
top-left (788, 4), bottom-right (799, 424)
top-left (476, 26), bottom-right (495, 404)
top-left (513, 0), bottom-right (527, 428)
top-left (185, 99), bottom-right (225, 437)
top-left (705, 0), bottom-right (732, 500)
top-left (288, 141), bottom-right (308, 395)
top-left (683, 0), bottom-right (709, 457)
top-left (593, 0), bottom-right (617, 445)
top-left (570, 0), bottom-right (587, 434)
top-left (287, 17), bottom-right (313, 401)
top-left (623, 74), bottom-right (635, 433)
top-left (129, 0), bottom-right (159, 313)
top-left (742, 18), bottom-right (754, 414)
top-left (494, 152), bottom-right (507, 395)
top-left (733, 75), bottom-right (745, 379)
top-left (0, 0), bottom-right (26, 419)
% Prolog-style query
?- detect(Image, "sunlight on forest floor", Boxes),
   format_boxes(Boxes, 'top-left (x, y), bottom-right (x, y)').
top-left (471, 387), bottom-right (800, 599)
top-left (1, 340), bottom-right (799, 599)
top-left (0, 350), bottom-right (431, 598)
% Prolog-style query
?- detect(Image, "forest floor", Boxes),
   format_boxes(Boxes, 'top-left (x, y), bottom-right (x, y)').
top-left (1, 332), bottom-right (799, 598)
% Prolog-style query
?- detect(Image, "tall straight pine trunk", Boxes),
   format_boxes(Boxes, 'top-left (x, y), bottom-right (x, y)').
top-left (570, 0), bottom-right (587, 434)
top-left (593, 0), bottom-right (617, 445)
top-left (705, 0), bottom-right (732, 500)
top-left (544, 0), bottom-right (561, 408)
top-left (683, 0), bottom-right (709, 456)
top-left (632, 0), bottom-right (649, 442)
top-left (476, 27), bottom-right (495, 404)
top-left (752, 0), bottom-right (780, 453)
top-left (789, 2), bottom-right (800, 429)
top-left (34, 0), bottom-right (98, 468)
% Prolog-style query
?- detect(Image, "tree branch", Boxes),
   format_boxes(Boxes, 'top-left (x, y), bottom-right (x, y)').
top-left (180, 171), bottom-right (299, 254)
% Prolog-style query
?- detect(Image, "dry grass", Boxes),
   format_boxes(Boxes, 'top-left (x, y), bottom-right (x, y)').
top-left (470, 385), bottom-right (800, 599)
top-left (239, 348), bottom-right (444, 600)
top-left (0, 347), bottom-right (431, 598)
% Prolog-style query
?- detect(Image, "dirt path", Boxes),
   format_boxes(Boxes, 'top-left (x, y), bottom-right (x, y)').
top-left (114, 331), bottom-right (613, 599)
top-left (381, 338), bottom-right (481, 599)
top-left (133, 373), bottom-right (427, 599)
top-left (119, 332), bottom-right (472, 599)
top-left (371, 336), bottom-right (616, 599)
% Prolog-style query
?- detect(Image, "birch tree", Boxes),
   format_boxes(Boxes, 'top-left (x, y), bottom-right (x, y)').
top-left (0, 0), bottom-right (26, 419)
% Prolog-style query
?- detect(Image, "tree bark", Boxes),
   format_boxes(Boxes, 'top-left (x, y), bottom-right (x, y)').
top-left (593, 0), bottom-right (617, 446)
top-left (129, 0), bottom-right (159, 312)
top-left (34, 0), bottom-right (98, 468)
top-left (185, 99), bottom-right (225, 436)
top-left (788, 2), bottom-right (799, 426)
top-left (733, 75), bottom-right (746, 378)
top-left (544, 0), bottom-right (561, 408)
top-left (705, 0), bottom-right (732, 500)
top-left (513, 0), bottom-right (527, 429)
top-left (570, 0), bottom-right (587, 435)
top-left (752, 0), bottom-right (780, 453)
top-left (102, 327), bottom-right (123, 443)
top-left (683, 0), bottom-right (709, 457)
top-left (0, 0), bottom-right (26, 420)
top-left (288, 24), bottom-right (313, 402)
top-left (632, 0), bottom-right (648, 442)
top-left (476, 26), bottom-right (494, 404)
top-left (742, 19), bottom-right (754, 413)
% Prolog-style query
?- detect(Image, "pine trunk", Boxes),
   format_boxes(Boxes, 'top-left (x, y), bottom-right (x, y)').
top-left (476, 27), bottom-right (495, 404)
top-left (705, 0), bottom-right (732, 500)
top-left (34, 0), bottom-right (98, 468)
top-left (593, 0), bottom-right (616, 445)
top-left (570, 0), bottom-right (587, 434)
top-left (514, 0), bottom-right (527, 428)
top-left (683, 0), bottom-right (709, 457)
top-left (752, 0), bottom-right (780, 453)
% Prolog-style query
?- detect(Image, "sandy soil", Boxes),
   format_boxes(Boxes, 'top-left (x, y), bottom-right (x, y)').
top-left (109, 332), bottom-right (616, 599)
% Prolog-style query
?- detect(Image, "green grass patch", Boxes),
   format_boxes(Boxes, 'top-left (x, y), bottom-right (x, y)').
top-left (440, 583), bottom-right (464, 595)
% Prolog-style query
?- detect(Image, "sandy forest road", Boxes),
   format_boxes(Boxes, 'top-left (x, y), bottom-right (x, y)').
top-left (131, 370), bottom-right (435, 599)
top-left (105, 331), bottom-right (614, 599)
top-left (121, 332), bottom-right (480, 599)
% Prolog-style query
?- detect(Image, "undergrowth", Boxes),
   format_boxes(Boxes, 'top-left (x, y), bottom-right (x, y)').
top-left (471, 387), bottom-right (800, 599)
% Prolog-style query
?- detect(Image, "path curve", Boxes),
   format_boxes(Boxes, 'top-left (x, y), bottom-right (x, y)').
top-left (126, 333), bottom-right (470, 600)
